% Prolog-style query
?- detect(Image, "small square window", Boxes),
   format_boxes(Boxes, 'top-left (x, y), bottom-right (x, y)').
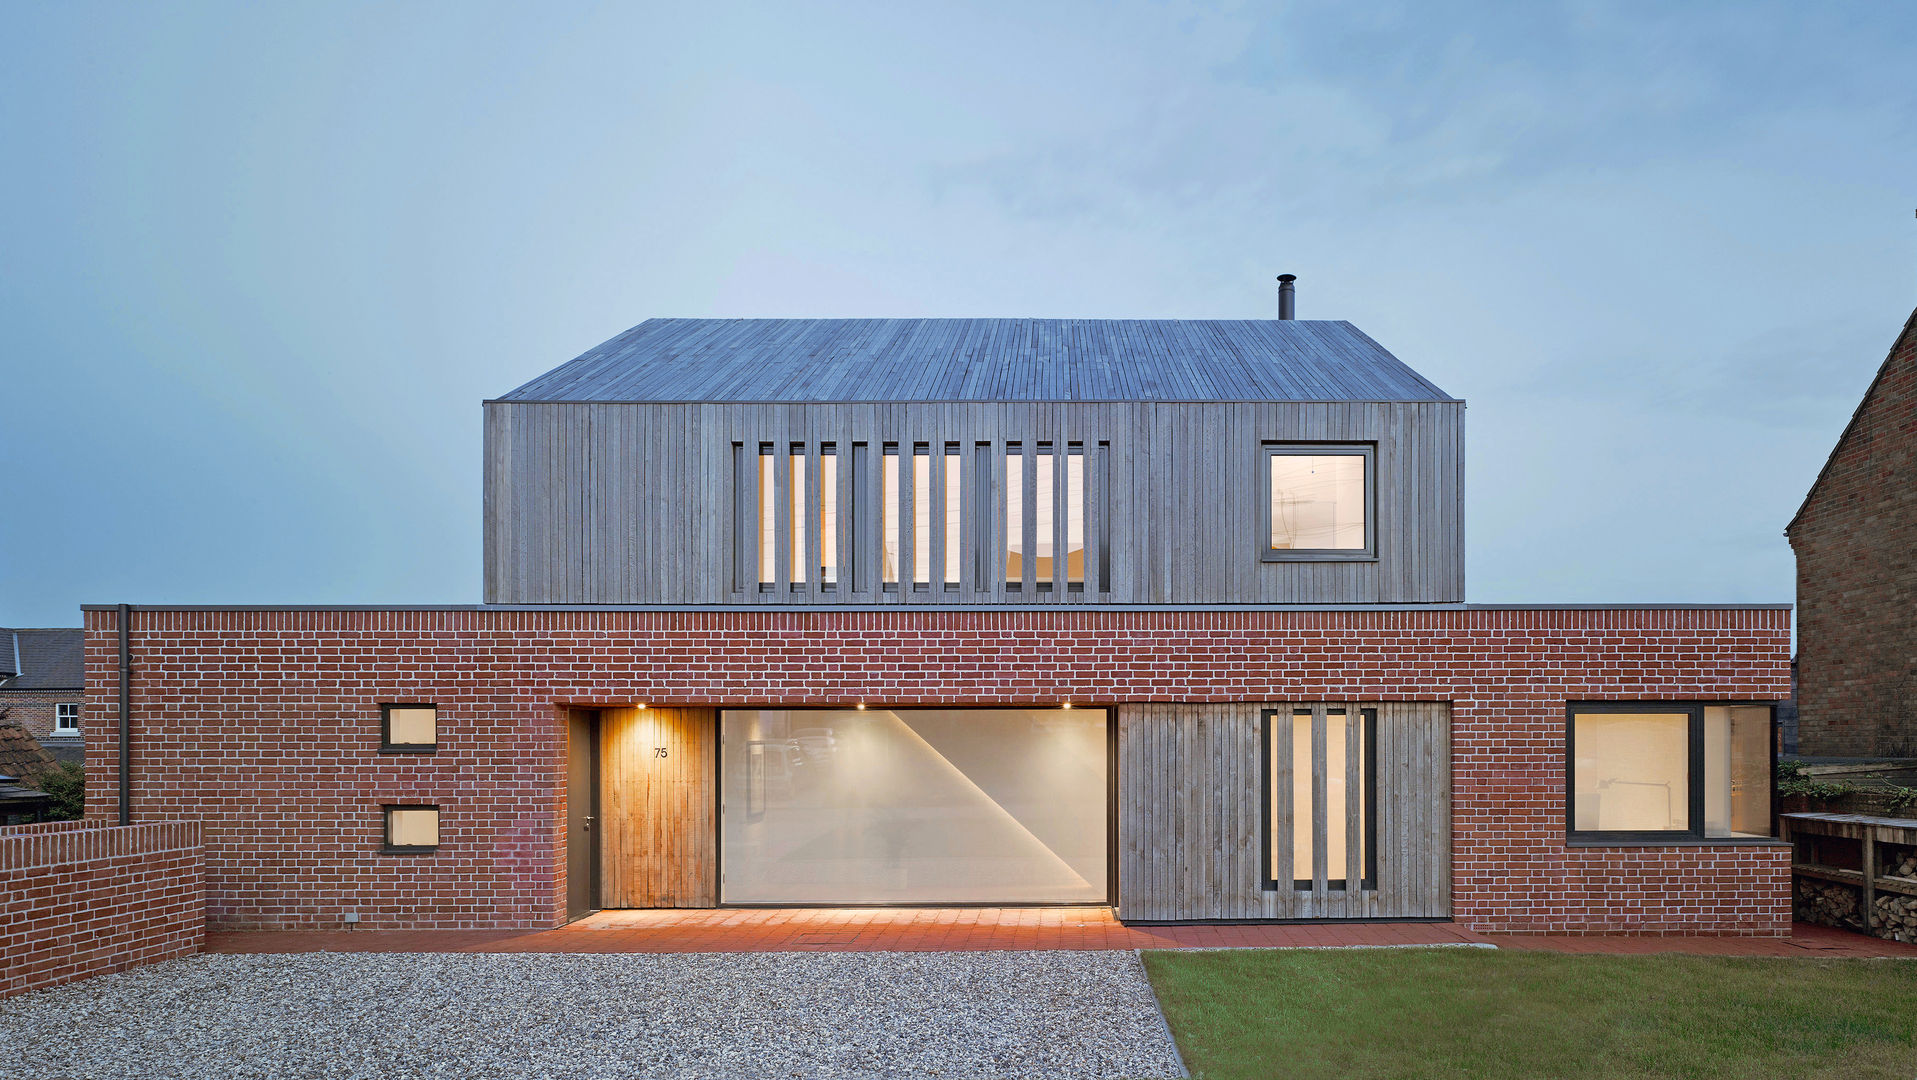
top-left (53, 702), bottom-right (80, 734)
top-left (381, 704), bottom-right (437, 753)
top-left (1261, 444), bottom-right (1375, 561)
top-left (383, 806), bottom-right (440, 854)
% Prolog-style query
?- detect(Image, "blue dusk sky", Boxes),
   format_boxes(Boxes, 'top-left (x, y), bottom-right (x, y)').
top-left (2, 2), bottom-right (1914, 625)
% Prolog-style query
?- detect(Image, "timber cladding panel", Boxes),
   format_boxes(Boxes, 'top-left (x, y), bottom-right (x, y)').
top-left (82, 605), bottom-right (1788, 933)
top-left (1117, 702), bottom-right (1449, 921)
top-left (599, 707), bottom-right (715, 907)
top-left (483, 399), bottom-right (1464, 606)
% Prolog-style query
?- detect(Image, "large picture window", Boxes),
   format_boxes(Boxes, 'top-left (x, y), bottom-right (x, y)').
top-left (720, 707), bottom-right (1108, 904)
top-left (1261, 444), bottom-right (1374, 560)
top-left (1567, 703), bottom-right (1774, 842)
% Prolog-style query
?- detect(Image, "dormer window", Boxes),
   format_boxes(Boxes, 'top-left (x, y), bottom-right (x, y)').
top-left (1262, 444), bottom-right (1375, 561)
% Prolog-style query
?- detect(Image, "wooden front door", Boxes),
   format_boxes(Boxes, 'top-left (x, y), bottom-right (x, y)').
top-left (600, 706), bottom-right (716, 907)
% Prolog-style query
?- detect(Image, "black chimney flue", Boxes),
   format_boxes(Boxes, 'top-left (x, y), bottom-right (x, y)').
top-left (1277, 274), bottom-right (1297, 320)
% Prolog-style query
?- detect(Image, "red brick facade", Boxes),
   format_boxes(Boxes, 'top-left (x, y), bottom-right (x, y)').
top-left (83, 605), bottom-right (1791, 935)
top-left (1789, 305), bottom-right (1917, 757)
top-left (0, 689), bottom-right (84, 761)
top-left (0, 819), bottom-right (203, 997)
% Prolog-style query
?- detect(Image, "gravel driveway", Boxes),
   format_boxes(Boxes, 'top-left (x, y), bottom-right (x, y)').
top-left (0, 950), bottom-right (1184, 1080)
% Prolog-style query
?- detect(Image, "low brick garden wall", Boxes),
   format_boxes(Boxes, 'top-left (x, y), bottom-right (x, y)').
top-left (1, 820), bottom-right (204, 997)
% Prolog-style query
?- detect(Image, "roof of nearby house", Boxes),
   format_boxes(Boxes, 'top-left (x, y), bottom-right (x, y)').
top-left (1786, 303), bottom-right (1917, 535)
top-left (494, 318), bottom-right (1457, 404)
top-left (0, 628), bottom-right (84, 691)
top-left (0, 725), bottom-right (57, 789)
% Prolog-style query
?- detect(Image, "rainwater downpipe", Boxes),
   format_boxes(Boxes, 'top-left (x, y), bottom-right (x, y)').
top-left (118, 602), bottom-right (132, 826)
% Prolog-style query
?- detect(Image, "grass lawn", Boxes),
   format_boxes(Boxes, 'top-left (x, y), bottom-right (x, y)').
top-left (1143, 947), bottom-right (1917, 1080)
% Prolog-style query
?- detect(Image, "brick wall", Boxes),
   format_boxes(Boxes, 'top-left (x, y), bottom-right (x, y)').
top-left (1790, 307), bottom-right (1917, 757)
top-left (83, 605), bottom-right (1791, 935)
top-left (1, 819), bottom-right (203, 997)
top-left (0, 688), bottom-right (84, 760)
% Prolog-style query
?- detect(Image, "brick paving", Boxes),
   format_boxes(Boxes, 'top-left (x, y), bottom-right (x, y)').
top-left (203, 908), bottom-right (1917, 958)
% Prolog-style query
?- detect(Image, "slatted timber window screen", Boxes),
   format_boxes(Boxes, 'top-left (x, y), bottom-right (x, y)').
top-left (1267, 705), bottom-right (1376, 892)
top-left (729, 435), bottom-right (1111, 600)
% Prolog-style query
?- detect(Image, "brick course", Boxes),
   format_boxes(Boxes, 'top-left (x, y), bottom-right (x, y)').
top-left (1789, 306), bottom-right (1917, 757)
top-left (0, 819), bottom-right (203, 997)
top-left (82, 606), bottom-right (1791, 935)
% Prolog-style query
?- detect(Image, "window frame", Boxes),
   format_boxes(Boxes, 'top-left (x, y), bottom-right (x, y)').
top-left (53, 702), bottom-right (80, 734)
top-left (1260, 706), bottom-right (1377, 892)
top-left (1564, 701), bottom-right (1779, 845)
top-left (1259, 443), bottom-right (1377, 562)
top-left (379, 702), bottom-right (439, 755)
top-left (381, 804), bottom-right (441, 855)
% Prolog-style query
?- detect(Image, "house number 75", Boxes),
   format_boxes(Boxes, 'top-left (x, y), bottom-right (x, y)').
top-left (653, 747), bottom-right (669, 758)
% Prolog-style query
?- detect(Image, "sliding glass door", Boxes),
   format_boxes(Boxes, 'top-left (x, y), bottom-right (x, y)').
top-left (720, 708), bottom-right (1108, 904)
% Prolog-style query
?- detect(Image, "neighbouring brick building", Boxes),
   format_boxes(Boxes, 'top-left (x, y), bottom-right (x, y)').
top-left (83, 302), bottom-right (1794, 935)
top-left (1787, 304), bottom-right (1917, 757)
top-left (0, 628), bottom-right (85, 766)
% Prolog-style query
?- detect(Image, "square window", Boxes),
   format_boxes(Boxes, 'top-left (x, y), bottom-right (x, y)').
top-left (381, 704), bottom-right (437, 752)
top-left (1262, 445), bottom-right (1374, 561)
top-left (1567, 703), bottom-right (1775, 843)
top-left (383, 806), bottom-right (439, 853)
top-left (53, 702), bottom-right (80, 734)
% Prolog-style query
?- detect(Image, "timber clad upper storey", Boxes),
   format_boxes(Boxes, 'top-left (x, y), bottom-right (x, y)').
top-left (484, 318), bottom-right (1464, 605)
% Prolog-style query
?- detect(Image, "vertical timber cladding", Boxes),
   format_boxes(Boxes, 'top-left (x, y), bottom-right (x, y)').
top-left (1117, 702), bottom-right (1451, 921)
top-left (600, 707), bottom-right (716, 907)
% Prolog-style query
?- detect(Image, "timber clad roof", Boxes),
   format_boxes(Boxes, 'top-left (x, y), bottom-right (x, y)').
top-left (496, 318), bottom-right (1456, 403)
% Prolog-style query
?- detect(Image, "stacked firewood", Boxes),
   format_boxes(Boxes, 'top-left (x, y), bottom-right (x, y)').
top-left (1795, 850), bottom-right (1917, 941)
top-left (1796, 879), bottom-right (1863, 930)
top-left (1873, 849), bottom-right (1917, 943)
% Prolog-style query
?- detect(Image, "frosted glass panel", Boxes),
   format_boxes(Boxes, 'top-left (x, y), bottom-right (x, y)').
top-left (721, 708), bottom-right (1107, 903)
top-left (1705, 706), bottom-right (1772, 838)
top-left (1269, 453), bottom-right (1366, 550)
top-left (1572, 712), bottom-right (1690, 831)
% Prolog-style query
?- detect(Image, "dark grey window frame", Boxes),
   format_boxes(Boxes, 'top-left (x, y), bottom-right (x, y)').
top-left (379, 702), bottom-right (438, 754)
top-left (1260, 706), bottom-right (1377, 893)
top-left (381, 804), bottom-right (441, 855)
top-left (1564, 701), bottom-right (1779, 845)
top-left (1259, 443), bottom-right (1377, 562)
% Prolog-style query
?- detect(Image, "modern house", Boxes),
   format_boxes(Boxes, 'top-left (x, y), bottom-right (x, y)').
top-left (82, 298), bottom-right (1792, 934)
top-left (0, 628), bottom-right (85, 766)
top-left (1787, 303), bottom-right (1917, 758)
